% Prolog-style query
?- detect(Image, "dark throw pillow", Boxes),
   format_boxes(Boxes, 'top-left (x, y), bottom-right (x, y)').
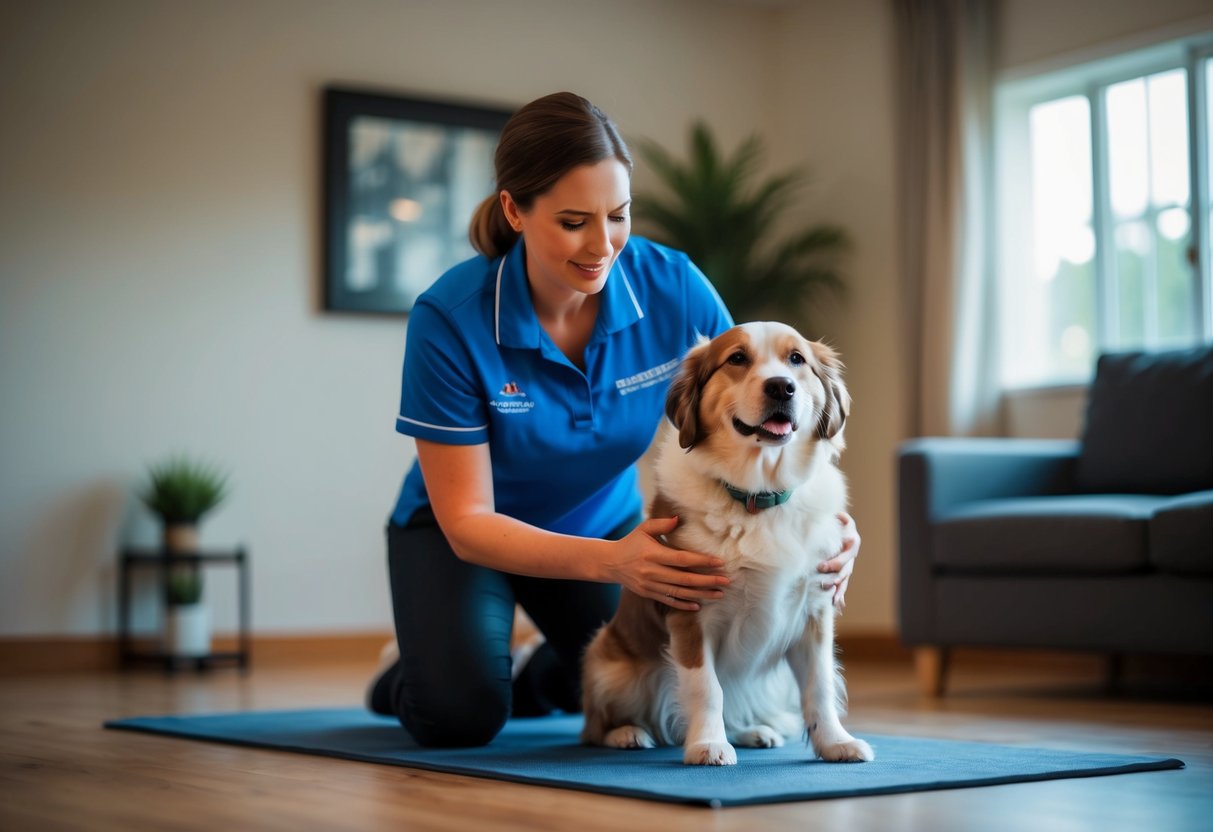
top-left (1076, 345), bottom-right (1213, 495)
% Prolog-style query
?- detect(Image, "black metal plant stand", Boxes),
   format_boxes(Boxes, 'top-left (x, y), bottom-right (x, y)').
top-left (117, 547), bottom-right (251, 672)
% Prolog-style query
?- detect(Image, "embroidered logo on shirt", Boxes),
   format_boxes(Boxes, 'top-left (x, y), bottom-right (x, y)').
top-left (614, 357), bottom-right (680, 396)
top-left (491, 380), bottom-right (534, 414)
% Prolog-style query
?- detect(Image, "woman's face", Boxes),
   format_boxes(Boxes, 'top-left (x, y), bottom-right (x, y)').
top-left (502, 158), bottom-right (632, 303)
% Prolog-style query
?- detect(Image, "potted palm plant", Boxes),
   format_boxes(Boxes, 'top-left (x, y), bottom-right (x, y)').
top-left (632, 122), bottom-right (849, 328)
top-left (139, 455), bottom-right (229, 658)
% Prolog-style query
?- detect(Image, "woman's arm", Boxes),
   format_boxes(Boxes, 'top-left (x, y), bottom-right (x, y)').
top-left (818, 512), bottom-right (861, 610)
top-left (416, 438), bottom-right (729, 611)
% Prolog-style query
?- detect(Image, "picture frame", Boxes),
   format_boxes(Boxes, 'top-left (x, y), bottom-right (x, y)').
top-left (322, 87), bottom-right (514, 315)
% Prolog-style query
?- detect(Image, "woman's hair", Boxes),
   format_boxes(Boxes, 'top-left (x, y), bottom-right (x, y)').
top-left (469, 92), bottom-right (633, 258)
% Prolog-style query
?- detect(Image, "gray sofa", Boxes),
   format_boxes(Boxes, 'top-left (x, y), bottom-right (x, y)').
top-left (898, 345), bottom-right (1213, 695)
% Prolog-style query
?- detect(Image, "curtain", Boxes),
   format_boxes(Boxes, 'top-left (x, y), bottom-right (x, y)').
top-left (894, 0), bottom-right (1001, 437)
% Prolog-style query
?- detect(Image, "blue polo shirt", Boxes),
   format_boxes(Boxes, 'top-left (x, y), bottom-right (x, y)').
top-left (390, 236), bottom-right (732, 538)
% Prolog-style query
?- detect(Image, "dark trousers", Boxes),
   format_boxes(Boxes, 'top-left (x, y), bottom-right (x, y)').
top-left (376, 510), bottom-right (628, 747)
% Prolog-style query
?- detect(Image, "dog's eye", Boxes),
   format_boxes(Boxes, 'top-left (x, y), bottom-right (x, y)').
top-left (727, 351), bottom-right (749, 366)
top-left (789, 351), bottom-right (806, 366)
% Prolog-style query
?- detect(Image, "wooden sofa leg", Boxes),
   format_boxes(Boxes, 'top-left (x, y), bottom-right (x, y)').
top-left (915, 647), bottom-right (949, 697)
top-left (1105, 652), bottom-right (1125, 693)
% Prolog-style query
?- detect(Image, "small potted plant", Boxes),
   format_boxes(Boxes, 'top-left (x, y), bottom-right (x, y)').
top-left (139, 455), bottom-right (229, 659)
top-left (164, 569), bottom-right (209, 657)
top-left (139, 456), bottom-right (229, 553)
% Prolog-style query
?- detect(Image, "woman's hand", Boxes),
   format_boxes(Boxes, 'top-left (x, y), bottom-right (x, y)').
top-left (817, 512), bottom-right (860, 610)
top-left (605, 517), bottom-right (730, 611)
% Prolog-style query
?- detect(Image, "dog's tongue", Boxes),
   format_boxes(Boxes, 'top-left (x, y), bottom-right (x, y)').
top-left (762, 418), bottom-right (792, 436)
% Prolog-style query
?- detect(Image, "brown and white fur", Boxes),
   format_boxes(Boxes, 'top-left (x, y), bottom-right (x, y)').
top-left (581, 321), bottom-right (873, 766)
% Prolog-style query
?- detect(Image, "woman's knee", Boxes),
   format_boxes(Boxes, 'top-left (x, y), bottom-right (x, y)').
top-left (385, 519), bottom-right (517, 747)
top-left (396, 681), bottom-right (511, 748)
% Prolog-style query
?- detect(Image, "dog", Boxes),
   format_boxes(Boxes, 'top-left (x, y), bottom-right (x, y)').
top-left (581, 321), bottom-right (873, 766)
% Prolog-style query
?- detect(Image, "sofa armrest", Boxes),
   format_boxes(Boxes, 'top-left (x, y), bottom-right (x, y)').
top-left (896, 437), bottom-right (1080, 645)
top-left (900, 437), bottom-right (1081, 516)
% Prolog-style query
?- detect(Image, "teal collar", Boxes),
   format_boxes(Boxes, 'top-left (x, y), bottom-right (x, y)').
top-left (722, 482), bottom-right (794, 514)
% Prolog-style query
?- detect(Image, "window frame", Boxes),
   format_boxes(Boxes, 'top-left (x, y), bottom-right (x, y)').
top-left (994, 34), bottom-right (1213, 391)
top-left (1192, 40), bottom-right (1213, 341)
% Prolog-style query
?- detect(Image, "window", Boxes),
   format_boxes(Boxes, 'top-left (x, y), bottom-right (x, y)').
top-left (995, 36), bottom-right (1213, 389)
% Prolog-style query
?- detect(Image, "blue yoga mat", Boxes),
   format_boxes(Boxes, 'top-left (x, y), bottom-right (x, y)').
top-left (104, 708), bottom-right (1183, 807)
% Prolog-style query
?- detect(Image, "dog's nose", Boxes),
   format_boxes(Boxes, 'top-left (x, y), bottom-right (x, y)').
top-left (764, 377), bottom-right (796, 401)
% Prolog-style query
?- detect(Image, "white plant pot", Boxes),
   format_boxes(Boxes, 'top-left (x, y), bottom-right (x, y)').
top-left (165, 603), bottom-right (210, 657)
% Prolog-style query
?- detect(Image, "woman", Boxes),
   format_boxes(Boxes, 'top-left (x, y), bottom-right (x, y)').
top-left (368, 92), bottom-right (860, 747)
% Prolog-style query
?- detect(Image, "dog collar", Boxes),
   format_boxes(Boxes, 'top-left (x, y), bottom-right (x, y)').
top-left (722, 482), bottom-right (794, 514)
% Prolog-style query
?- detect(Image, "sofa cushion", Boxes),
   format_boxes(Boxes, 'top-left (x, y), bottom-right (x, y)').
top-left (1149, 489), bottom-right (1213, 576)
top-left (933, 495), bottom-right (1163, 574)
top-left (1075, 346), bottom-right (1213, 495)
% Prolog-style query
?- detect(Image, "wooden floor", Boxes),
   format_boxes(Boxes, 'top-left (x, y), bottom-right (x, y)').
top-left (2, 652), bottom-right (1211, 832)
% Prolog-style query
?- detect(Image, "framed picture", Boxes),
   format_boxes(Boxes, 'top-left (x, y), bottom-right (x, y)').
top-left (322, 87), bottom-right (514, 314)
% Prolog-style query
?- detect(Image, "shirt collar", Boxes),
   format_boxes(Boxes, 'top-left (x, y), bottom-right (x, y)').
top-left (494, 238), bottom-right (645, 349)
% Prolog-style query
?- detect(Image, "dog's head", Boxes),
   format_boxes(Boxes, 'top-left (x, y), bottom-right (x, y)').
top-left (665, 322), bottom-right (848, 455)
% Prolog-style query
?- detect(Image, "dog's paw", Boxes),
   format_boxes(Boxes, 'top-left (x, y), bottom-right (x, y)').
top-left (602, 725), bottom-right (656, 749)
top-left (814, 735), bottom-right (874, 762)
top-left (734, 726), bottom-right (785, 748)
top-left (684, 741), bottom-right (737, 766)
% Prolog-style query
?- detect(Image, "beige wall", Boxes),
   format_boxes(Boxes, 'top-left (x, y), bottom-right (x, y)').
top-left (997, 0), bottom-right (1213, 70)
top-left (2, 0), bottom-right (1209, 641)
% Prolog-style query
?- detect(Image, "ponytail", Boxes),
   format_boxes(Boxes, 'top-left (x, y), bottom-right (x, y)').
top-left (469, 193), bottom-right (518, 259)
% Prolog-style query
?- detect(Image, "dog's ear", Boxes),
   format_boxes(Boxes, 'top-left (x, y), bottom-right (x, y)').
top-left (665, 338), bottom-right (713, 450)
top-left (810, 341), bottom-right (850, 442)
